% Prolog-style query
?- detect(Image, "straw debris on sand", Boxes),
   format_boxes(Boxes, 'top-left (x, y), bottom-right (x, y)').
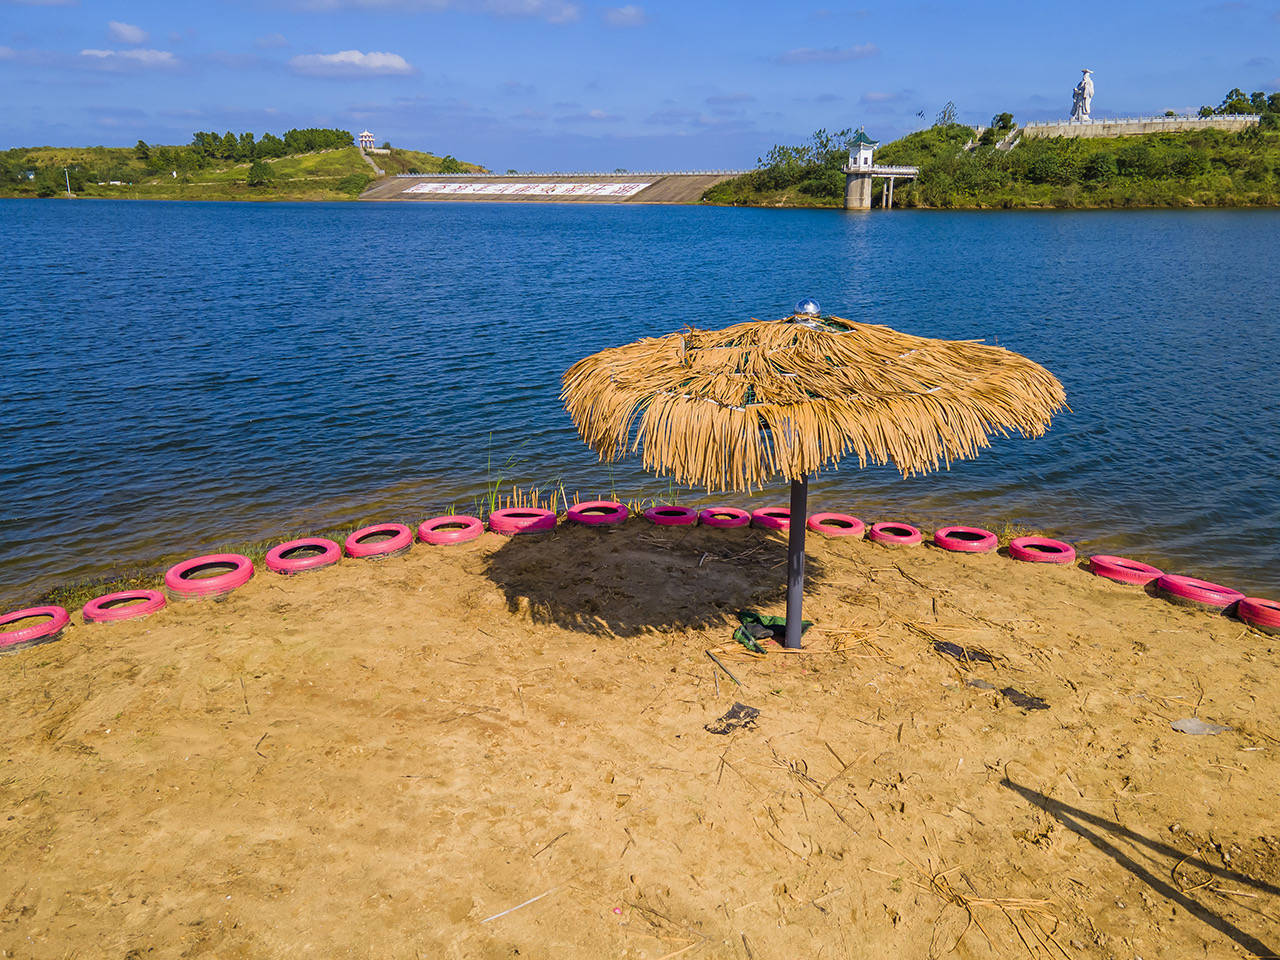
top-left (2, 521), bottom-right (1278, 959)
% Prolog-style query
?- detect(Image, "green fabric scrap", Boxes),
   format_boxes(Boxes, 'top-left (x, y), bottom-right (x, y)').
top-left (733, 609), bottom-right (812, 653)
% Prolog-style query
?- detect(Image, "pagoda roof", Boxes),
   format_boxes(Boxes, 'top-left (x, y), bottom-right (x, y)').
top-left (849, 128), bottom-right (879, 147)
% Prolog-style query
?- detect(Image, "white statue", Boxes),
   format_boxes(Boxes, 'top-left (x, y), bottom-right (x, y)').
top-left (1070, 68), bottom-right (1094, 121)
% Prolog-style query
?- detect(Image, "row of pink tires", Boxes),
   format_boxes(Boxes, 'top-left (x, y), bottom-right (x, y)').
top-left (0, 506), bottom-right (581, 650)
top-left (3, 501), bottom-right (1277, 652)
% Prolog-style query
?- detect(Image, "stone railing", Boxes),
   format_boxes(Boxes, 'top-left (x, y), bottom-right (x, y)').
top-left (1020, 114), bottom-right (1261, 140)
top-left (1022, 114), bottom-right (1259, 128)
top-left (843, 164), bottom-right (920, 176)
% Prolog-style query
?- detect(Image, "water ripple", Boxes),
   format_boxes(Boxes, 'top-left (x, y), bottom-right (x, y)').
top-left (0, 200), bottom-right (1276, 604)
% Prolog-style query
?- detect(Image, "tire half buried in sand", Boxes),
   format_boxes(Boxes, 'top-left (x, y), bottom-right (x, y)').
top-left (0, 605), bottom-right (69, 652)
top-left (488, 508), bottom-right (557, 536)
top-left (165, 554), bottom-right (254, 600)
top-left (266, 538), bottom-right (341, 575)
top-left (345, 524), bottom-right (414, 560)
top-left (82, 590), bottom-right (166, 623)
top-left (418, 516), bottom-right (485, 545)
top-left (1156, 574), bottom-right (1245, 612)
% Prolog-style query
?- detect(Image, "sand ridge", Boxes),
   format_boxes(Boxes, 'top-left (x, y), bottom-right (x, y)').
top-left (1, 521), bottom-right (1277, 958)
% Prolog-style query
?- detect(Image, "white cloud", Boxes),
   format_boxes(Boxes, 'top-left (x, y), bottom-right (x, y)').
top-left (295, 0), bottom-right (580, 22)
top-left (705, 92), bottom-right (755, 105)
top-left (604, 4), bottom-right (645, 26)
top-left (0, 46), bottom-right (13, 59)
top-left (484, 0), bottom-right (578, 18)
top-left (775, 43), bottom-right (878, 64)
top-left (289, 49), bottom-right (413, 76)
top-left (254, 33), bottom-right (290, 48)
top-left (80, 48), bottom-right (178, 67)
top-left (559, 108), bottom-right (622, 122)
top-left (107, 21), bottom-right (148, 44)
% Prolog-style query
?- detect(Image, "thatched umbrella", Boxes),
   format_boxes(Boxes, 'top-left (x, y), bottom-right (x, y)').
top-left (561, 301), bottom-right (1066, 648)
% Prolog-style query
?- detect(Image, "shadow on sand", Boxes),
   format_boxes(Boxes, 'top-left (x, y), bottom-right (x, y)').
top-left (1002, 778), bottom-right (1280, 957)
top-left (480, 521), bottom-right (830, 638)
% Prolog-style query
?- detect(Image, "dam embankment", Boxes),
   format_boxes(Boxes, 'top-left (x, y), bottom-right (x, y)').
top-left (359, 172), bottom-right (744, 204)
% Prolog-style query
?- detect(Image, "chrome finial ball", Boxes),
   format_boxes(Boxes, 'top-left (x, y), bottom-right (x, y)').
top-left (794, 297), bottom-right (821, 317)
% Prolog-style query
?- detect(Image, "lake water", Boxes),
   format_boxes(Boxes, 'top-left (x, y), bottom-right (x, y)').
top-left (1, 199), bottom-right (1277, 605)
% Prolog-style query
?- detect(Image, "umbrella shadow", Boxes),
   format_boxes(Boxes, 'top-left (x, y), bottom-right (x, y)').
top-left (480, 521), bottom-right (829, 638)
top-left (1001, 777), bottom-right (1280, 957)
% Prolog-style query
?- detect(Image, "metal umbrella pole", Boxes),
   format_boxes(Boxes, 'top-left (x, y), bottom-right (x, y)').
top-left (784, 475), bottom-right (808, 649)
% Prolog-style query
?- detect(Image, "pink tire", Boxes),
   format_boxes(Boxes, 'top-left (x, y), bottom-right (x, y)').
top-left (1156, 574), bottom-right (1245, 612)
top-left (0, 605), bottom-right (69, 652)
top-left (933, 526), bottom-right (998, 553)
top-left (699, 507), bottom-right (750, 529)
top-left (807, 513), bottom-right (865, 538)
top-left (488, 508), bottom-right (557, 536)
top-left (567, 501), bottom-right (628, 526)
top-left (345, 524), bottom-right (413, 559)
top-left (868, 522), bottom-right (923, 547)
top-left (83, 590), bottom-right (166, 623)
top-left (644, 505), bottom-right (697, 526)
top-left (265, 538), bottom-right (341, 574)
top-left (418, 515), bottom-right (484, 545)
top-left (165, 553), bottom-right (254, 600)
top-left (751, 507), bottom-right (790, 531)
top-left (1009, 536), bottom-right (1076, 565)
top-left (1088, 555), bottom-right (1162, 586)
top-left (1238, 598), bottom-right (1280, 635)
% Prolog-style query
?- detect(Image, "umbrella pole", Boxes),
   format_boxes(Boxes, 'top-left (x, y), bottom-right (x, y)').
top-left (784, 475), bottom-right (808, 649)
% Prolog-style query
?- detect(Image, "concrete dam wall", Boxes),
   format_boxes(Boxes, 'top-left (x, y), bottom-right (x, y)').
top-left (360, 172), bottom-right (743, 204)
top-left (1021, 115), bottom-right (1260, 139)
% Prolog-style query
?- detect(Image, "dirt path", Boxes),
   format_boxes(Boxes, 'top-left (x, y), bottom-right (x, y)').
top-left (1, 522), bottom-right (1276, 958)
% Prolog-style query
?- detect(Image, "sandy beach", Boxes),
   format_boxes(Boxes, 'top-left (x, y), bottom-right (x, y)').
top-left (1, 519), bottom-right (1276, 958)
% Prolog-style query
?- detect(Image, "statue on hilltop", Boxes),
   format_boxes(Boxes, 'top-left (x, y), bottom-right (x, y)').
top-left (1070, 68), bottom-right (1094, 121)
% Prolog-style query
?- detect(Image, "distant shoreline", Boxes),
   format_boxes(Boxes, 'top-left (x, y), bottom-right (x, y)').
top-left (6, 193), bottom-right (1280, 211)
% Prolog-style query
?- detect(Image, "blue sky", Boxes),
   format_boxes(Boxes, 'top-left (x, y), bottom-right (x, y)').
top-left (2, 0), bottom-right (1278, 170)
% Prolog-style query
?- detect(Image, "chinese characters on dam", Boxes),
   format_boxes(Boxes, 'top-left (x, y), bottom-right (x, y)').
top-left (404, 181), bottom-right (654, 197)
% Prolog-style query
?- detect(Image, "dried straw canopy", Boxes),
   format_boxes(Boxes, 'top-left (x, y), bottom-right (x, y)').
top-left (562, 313), bottom-right (1067, 492)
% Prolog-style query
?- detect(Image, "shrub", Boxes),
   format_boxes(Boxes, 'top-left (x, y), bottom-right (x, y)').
top-left (1083, 152), bottom-right (1118, 181)
top-left (1169, 149), bottom-right (1209, 177)
top-left (246, 161), bottom-right (272, 187)
top-left (1026, 150), bottom-right (1078, 185)
top-left (1244, 156), bottom-right (1271, 180)
top-left (1117, 143), bottom-right (1166, 178)
top-left (336, 173), bottom-right (372, 196)
top-left (797, 167), bottom-right (845, 199)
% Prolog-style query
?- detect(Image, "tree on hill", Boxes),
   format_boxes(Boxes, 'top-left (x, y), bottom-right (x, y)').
top-left (282, 128), bottom-right (355, 154)
top-left (1201, 86), bottom-right (1280, 116)
top-left (246, 160), bottom-right (272, 187)
top-left (256, 133), bottom-right (286, 158)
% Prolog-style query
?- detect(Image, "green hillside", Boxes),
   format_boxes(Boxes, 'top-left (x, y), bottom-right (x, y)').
top-left (879, 123), bottom-right (1280, 209)
top-left (703, 89), bottom-right (1280, 209)
top-left (1, 134), bottom-right (485, 202)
